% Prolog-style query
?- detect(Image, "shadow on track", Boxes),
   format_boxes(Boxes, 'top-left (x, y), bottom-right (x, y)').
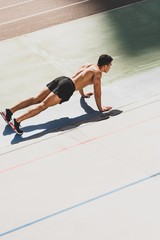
top-left (3, 98), bottom-right (122, 144)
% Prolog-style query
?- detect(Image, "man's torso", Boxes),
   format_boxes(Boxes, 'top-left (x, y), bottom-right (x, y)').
top-left (71, 64), bottom-right (102, 91)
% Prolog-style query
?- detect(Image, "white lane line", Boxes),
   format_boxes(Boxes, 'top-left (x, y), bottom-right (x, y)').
top-left (0, 0), bottom-right (34, 10)
top-left (0, 0), bottom-right (90, 26)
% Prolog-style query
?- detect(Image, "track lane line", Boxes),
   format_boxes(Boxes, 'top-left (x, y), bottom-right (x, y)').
top-left (0, 0), bottom-right (90, 26)
top-left (0, 172), bottom-right (160, 237)
top-left (0, 0), bottom-right (34, 10)
top-left (0, 114), bottom-right (159, 175)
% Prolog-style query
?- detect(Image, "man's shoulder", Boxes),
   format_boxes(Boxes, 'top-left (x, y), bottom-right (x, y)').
top-left (92, 66), bottom-right (102, 75)
top-left (87, 64), bottom-right (100, 72)
top-left (81, 63), bottom-right (94, 68)
top-left (82, 64), bottom-right (101, 77)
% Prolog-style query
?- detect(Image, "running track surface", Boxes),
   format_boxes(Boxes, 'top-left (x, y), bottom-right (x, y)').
top-left (1, 94), bottom-right (160, 239)
top-left (1, 0), bottom-right (160, 239)
top-left (0, 0), bottom-right (143, 41)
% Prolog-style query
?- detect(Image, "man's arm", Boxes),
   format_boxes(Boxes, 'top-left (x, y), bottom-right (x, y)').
top-left (79, 89), bottom-right (85, 97)
top-left (93, 73), bottom-right (103, 111)
top-left (79, 89), bottom-right (93, 98)
top-left (93, 72), bottom-right (111, 112)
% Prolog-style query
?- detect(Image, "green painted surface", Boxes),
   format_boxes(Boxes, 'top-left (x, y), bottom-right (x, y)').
top-left (0, 0), bottom-right (159, 108)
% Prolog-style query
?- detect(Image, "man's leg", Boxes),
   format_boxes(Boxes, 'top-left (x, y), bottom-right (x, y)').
top-left (10, 87), bottom-right (51, 114)
top-left (0, 87), bottom-right (51, 124)
top-left (9, 92), bottom-right (61, 135)
top-left (16, 92), bottom-right (61, 123)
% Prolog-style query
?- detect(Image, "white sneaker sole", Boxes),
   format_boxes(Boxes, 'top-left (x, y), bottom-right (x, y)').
top-left (9, 121), bottom-right (23, 135)
top-left (0, 111), bottom-right (10, 125)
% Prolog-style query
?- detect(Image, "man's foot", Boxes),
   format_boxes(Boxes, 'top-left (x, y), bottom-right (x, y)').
top-left (0, 109), bottom-right (13, 124)
top-left (9, 119), bottom-right (23, 135)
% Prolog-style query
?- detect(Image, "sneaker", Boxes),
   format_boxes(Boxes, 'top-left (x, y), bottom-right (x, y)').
top-left (0, 109), bottom-right (13, 124)
top-left (9, 119), bottom-right (23, 135)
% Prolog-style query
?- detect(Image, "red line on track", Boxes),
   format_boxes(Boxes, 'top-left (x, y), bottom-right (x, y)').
top-left (0, 114), bottom-right (159, 175)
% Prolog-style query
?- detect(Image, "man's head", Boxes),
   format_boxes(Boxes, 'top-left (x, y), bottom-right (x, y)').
top-left (97, 54), bottom-right (113, 72)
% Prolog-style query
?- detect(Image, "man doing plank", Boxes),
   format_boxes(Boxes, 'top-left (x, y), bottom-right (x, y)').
top-left (0, 54), bottom-right (113, 135)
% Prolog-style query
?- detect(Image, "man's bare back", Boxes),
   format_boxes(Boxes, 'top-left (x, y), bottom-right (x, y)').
top-left (71, 63), bottom-right (101, 91)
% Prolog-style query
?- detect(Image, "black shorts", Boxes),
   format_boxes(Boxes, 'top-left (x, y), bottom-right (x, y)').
top-left (47, 76), bottom-right (75, 104)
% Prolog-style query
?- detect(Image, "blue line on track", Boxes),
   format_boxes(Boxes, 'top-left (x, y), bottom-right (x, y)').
top-left (1, 172), bottom-right (160, 237)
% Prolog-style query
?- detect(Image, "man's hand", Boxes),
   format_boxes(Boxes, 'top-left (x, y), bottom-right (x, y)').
top-left (82, 92), bottom-right (94, 98)
top-left (100, 106), bottom-right (112, 112)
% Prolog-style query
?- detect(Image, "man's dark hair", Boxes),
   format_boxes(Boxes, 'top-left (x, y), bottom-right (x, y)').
top-left (97, 54), bottom-right (113, 68)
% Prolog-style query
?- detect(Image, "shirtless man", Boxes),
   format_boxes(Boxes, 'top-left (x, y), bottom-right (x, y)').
top-left (0, 54), bottom-right (113, 135)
